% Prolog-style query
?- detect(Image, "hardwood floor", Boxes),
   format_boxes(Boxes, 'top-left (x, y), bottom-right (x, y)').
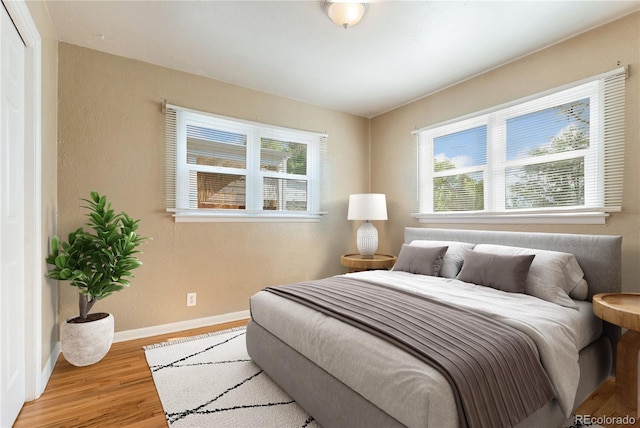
top-left (15, 320), bottom-right (638, 428)
top-left (14, 319), bottom-right (248, 428)
top-left (573, 378), bottom-right (638, 428)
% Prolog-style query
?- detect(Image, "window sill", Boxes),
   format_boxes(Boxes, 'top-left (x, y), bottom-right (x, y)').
top-left (171, 210), bottom-right (327, 223)
top-left (413, 211), bottom-right (609, 225)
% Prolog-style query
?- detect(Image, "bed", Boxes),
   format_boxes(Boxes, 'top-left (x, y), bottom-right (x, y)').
top-left (247, 228), bottom-right (622, 428)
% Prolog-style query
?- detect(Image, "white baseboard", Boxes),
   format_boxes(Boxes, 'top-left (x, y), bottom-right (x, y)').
top-left (35, 311), bottom-right (249, 400)
top-left (36, 341), bottom-right (60, 400)
top-left (113, 310), bottom-right (251, 343)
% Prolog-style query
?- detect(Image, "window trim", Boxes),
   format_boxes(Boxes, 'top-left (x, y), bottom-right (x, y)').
top-left (413, 211), bottom-right (609, 225)
top-left (166, 104), bottom-right (328, 222)
top-left (412, 67), bottom-right (626, 225)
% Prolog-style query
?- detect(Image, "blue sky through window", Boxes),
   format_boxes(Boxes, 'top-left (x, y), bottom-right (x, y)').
top-left (506, 98), bottom-right (589, 160)
top-left (433, 98), bottom-right (589, 168)
top-left (433, 126), bottom-right (486, 170)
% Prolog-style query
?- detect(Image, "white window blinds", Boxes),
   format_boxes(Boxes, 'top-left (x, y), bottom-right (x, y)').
top-left (413, 67), bottom-right (627, 223)
top-left (165, 104), bottom-right (328, 221)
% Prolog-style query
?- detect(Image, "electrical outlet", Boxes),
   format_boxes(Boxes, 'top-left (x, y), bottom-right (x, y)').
top-left (186, 292), bottom-right (197, 307)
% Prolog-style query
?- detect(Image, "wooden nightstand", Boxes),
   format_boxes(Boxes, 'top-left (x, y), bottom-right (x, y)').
top-left (340, 254), bottom-right (397, 273)
top-left (593, 292), bottom-right (640, 413)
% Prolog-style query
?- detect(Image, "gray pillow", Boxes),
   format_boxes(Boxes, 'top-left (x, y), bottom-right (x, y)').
top-left (409, 240), bottom-right (475, 278)
top-left (474, 244), bottom-right (583, 308)
top-left (456, 250), bottom-right (535, 293)
top-left (392, 244), bottom-right (448, 276)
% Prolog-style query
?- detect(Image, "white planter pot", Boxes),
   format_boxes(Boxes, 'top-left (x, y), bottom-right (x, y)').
top-left (60, 313), bottom-right (115, 367)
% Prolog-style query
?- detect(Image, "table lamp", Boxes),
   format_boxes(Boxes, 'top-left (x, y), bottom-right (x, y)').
top-left (347, 193), bottom-right (388, 258)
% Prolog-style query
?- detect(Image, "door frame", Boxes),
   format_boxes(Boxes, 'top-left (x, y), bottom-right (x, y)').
top-left (2, 0), bottom-right (43, 401)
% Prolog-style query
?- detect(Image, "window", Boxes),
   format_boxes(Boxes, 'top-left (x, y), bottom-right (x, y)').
top-left (414, 67), bottom-right (626, 224)
top-left (165, 105), bottom-right (327, 222)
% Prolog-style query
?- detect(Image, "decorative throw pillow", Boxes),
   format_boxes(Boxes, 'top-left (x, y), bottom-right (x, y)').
top-left (409, 240), bottom-right (475, 278)
top-left (392, 244), bottom-right (448, 276)
top-left (474, 244), bottom-right (584, 308)
top-left (456, 250), bottom-right (535, 293)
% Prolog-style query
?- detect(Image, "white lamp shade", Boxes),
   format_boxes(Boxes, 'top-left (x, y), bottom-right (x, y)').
top-left (347, 194), bottom-right (388, 221)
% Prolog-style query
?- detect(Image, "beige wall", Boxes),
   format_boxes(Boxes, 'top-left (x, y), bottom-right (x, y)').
top-left (55, 11), bottom-right (640, 334)
top-left (371, 12), bottom-right (640, 293)
top-left (57, 44), bottom-right (370, 331)
top-left (25, 0), bottom-right (59, 372)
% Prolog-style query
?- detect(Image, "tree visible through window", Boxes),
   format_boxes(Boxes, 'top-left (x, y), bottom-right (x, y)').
top-left (260, 138), bottom-right (308, 211)
top-left (506, 99), bottom-right (589, 209)
top-left (432, 125), bottom-right (486, 212)
top-left (415, 67), bottom-right (626, 222)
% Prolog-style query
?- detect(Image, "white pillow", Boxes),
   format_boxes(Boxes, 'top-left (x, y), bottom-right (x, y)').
top-left (473, 244), bottom-right (586, 309)
top-left (569, 279), bottom-right (588, 300)
top-left (410, 240), bottom-right (475, 279)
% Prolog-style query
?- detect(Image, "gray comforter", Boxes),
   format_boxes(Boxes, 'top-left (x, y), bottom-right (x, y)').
top-left (264, 276), bottom-right (556, 428)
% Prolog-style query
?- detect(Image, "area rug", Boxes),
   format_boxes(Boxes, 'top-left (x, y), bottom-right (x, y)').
top-left (144, 326), bottom-right (608, 428)
top-left (144, 326), bottom-right (321, 427)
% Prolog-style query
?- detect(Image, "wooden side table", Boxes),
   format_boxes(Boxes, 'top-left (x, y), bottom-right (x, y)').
top-left (593, 292), bottom-right (640, 413)
top-left (340, 254), bottom-right (397, 273)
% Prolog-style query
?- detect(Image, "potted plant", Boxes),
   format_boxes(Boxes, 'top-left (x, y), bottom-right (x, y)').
top-left (46, 191), bottom-right (147, 366)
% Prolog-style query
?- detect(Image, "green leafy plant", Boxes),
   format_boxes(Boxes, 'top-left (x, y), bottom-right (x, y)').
top-left (46, 192), bottom-right (147, 322)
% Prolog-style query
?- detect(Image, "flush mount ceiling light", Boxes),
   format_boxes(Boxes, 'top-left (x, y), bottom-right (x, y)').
top-left (323, 1), bottom-right (368, 29)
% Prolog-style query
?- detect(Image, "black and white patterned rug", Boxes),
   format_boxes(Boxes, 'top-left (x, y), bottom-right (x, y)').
top-left (144, 327), bottom-right (321, 427)
top-left (144, 326), bottom-right (610, 428)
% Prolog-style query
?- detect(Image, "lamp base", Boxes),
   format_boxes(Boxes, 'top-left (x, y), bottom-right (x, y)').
top-left (357, 221), bottom-right (378, 258)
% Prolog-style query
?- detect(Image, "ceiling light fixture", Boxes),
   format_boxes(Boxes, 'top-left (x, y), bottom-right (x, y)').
top-left (323, 1), bottom-right (368, 29)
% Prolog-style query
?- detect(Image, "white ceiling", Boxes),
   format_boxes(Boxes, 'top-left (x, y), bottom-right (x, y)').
top-left (46, 1), bottom-right (639, 118)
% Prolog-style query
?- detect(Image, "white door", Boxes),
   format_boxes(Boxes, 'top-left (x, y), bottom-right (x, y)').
top-left (0, 4), bottom-right (26, 427)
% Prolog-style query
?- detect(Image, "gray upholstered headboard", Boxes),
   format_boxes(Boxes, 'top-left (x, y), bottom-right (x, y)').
top-left (404, 227), bottom-right (621, 299)
top-left (404, 228), bottom-right (622, 345)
